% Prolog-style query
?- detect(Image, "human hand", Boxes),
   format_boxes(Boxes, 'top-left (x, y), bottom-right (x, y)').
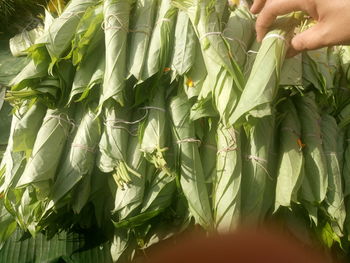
top-left (250, 0), bottom-right (350, 55)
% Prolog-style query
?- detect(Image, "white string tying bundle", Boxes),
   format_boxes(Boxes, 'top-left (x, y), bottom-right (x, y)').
top-left (177, 138), bottom-right (201, 146)
top-left (105, 114), bottom-right (147, 127)
top-left (102, 13), bottom-right (129, 31)
top-left (72, 144), bottom-right (96, 153)
top-left (200, 32), bottom-right (222, 41)
top-left (129, 25), bottom-right (153, 36)
top-left (102, 105), bottom-right (166, 136)
top-left (45, 114), bottom-right (73, 124)
top-left (243, 50), bottom-right (259, 75)
top-left (263, 33), bottom-right (286, 42)
top-left (247, 155), bottom-right (267, 163)
top-left (140, 106), bottom-right (166, 112)
top-left (222, 29), bottom-right (248, 53)
top-left (60, 11), bottom-right (85, 20)
top-left (246, 155), bottom-right (271, 179)
top-left (45, 114), bottom-right (76, 136)
top-left (217, 145), bottom-right (237, 154)
top-left (156, 18), bottom-right (171, 25)
top-left (104, 106), bottom-right (165, 127)
top-left (45, 114), bottom-right (75, 127)
top-left (103, 124), bottom-right (138, 137)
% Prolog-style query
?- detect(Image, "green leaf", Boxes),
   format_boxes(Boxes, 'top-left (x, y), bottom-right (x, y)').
top-left (213, 123), bottom-right (242, 231)
top-left (100, 0), bottom-right (134, 106)
top-left (0, 229), bottom-right (113, 263)
top-left (275, 99), bottom-right (304, 211)
top-left (0, 100), bottom-right (12, 146)
top-left (170, 93), bottom-right (213, 229)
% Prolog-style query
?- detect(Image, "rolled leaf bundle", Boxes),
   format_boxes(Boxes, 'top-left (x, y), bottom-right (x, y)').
top-left (321, 114), bottom-right (346, 231)
top-left (45, 0), bottom-right (97, 63)
top-left (127, 0), bottom-right (157, 80)
top-left (141, 83), bottom-right (171, 176)
top-left (0, 109), bottom-right (26, 194)
top-left (183, 40), bottom-right (206, 99)
top-left (213, 123), bottom-right (242, 232)
top-left (275, 99), bottom-right (304, 210)
top-left (69, 4), bottom-right (104, 66)
top-left (141, 170), bottom-right (176, 215)
top-left (97, 100), bottom-right (131, 188)
top-left (141, 0), bottom-right (177, 80)
top-left (47, 103), bottom-right (101, 213)
top-left (69, 46), bottom-right (105, 104)
top-left (10, 46), bottom-right (50, 91)
top-left (241, 115), bottom-right (275, 223)
top-left (222, 5), bottom-right (255, 69)
top-left (100, 0), bottom-right (133, 106)
top-left (112, 170), bottom-right (176, 230)
top-left (12, 101), bottom-right (47, 158)
top-left (199, 120), bottom-right (217, 187)
top-left (173, 0), bottom-right (244, 125)
top-left (294, 93), bottom-right (328, 205)
top-left (113, 111), bottom-right (147, 220)
top-left (16, 108), bottom-right (74, 199)
top-left (170, 10), bottom-right (197, 79)
top-left (230, 15), bottom-right (298, 125)
top-left (170, 93), bottom-right (212, 229)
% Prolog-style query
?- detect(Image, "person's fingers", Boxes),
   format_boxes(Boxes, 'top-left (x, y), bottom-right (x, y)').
top-left (255, 0), bottom-right (314, 42)
top-left (290, 23), bottom-right (328, 52)
top-left (250, 0), bottom-right (266, 14)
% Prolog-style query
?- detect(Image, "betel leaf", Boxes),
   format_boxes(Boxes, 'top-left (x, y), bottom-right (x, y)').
top-left (174, 0), bottom-right (244, 126)
top-left (0, 229), bottom-right (113, 263)
top-left (12, 101), bottom-right (47, 158)
top-left (222, 6), bottom-right (255, 69)
top-left (45, 0), bottom-right (97, 64)
top-left (170, 93), bottom-right (212, 229)
top-left (321, 114), bottom-right (346, 231)
top-left (170, 10), bottom-right (196, 78)
top-left (100, 0), bottom-right (134, 107)
top-left (16, 107), bottom-right (74, 200)
top-left (127, 0), bottom-right (157, 80)
top-left (141, 0), bottom-right (177, 81)
top-left (241, 115), bottom-right (275, 224)
top-left (295, 93), bottom-right (328, 205)
top-left (0, 40), bottom-right (27, 87)
top-left (229, 15), bottom-right (298, 125)
top-left (47, 103), bottom-right (101, 214)
top-left (213, 123), bottom-right (242, 232)
top-left (275, 99), bottom-right (304, 211)
top-left (113, 110), bottom-right (147, 220)
top-left (0, 100), bottom-right (12, 146)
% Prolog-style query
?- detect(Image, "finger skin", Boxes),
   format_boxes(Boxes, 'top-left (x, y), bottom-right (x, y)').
top-left (250, 0), bottom-right (266, 14)
top-left (286, 23), bottom-right (326, 57)
top-left (252, 0), bottom-right (350, 56)
top-left (255, 0), bottom-right (314, 41)
top-left (291, 23), bottom-right (327, 51)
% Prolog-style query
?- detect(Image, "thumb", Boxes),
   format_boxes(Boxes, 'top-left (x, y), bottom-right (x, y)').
top-left (290, 24), bottom-right (328, 52)
top-left (250, 0), bottom-right (266, 14)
